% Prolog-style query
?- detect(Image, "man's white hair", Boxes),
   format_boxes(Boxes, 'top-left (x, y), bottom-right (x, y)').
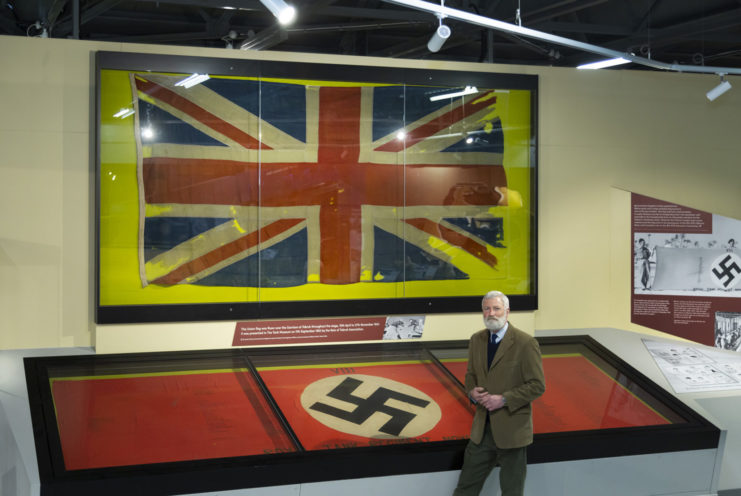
top-left (482, 290), bottom-right (509, 309)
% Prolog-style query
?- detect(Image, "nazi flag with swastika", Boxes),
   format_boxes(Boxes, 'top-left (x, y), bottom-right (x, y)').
top-left (258, 361), bottom-right (474, 449)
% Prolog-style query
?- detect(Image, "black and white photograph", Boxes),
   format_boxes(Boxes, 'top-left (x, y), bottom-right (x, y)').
top-left (633, 215), bottom-right (741, 296)
top-left (382, 316), bottom-right (426, 340)
top-left (716, 312), bottom-right (741, 352)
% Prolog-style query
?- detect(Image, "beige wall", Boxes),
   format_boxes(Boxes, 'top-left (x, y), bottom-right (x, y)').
top-left (1, 35), bottom-right (739, 352)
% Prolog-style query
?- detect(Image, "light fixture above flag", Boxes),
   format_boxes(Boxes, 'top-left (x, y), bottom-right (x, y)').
top-left (706, 74), bottom-right (732, 101)
top-left (577, 57), bottom-right (631, 70)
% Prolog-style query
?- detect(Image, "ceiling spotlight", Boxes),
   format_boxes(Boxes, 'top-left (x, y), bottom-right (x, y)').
top-left (706, 75), bottom-right (732, 101)
top-left (222, 30), bottom-right (238, 49)
top-left (427, 2), bottom-right (450, 53)
top-left (427, 22), bottom-right (451, 52)
top-left (260, 0), bottom-right (296, 25)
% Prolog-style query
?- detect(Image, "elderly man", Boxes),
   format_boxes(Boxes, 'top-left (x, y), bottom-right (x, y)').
top-left (453, 290), bottom-right (545, 496)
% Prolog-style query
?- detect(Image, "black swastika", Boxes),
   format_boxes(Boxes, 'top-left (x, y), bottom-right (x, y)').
top-left (712, 255), bottom-right (741, 288)
top-left (309, 376), bottom-right (430, 436)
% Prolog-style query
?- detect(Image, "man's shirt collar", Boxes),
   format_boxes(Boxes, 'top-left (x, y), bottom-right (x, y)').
top-left (489, 322), bottom-right (509, 343)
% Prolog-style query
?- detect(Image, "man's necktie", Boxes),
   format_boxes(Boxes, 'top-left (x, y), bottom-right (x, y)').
top-left (487, 333), bottom-right (501, 368)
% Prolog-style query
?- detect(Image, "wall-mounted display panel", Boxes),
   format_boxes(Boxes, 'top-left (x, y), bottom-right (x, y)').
top-left (25, 336), bottom-right (719, 496)
top-left (95, 51), bottom-right (538, 323)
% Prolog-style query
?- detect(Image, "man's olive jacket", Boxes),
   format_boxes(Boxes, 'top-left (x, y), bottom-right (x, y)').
top-left (464, 324), bottom-right (546, 448)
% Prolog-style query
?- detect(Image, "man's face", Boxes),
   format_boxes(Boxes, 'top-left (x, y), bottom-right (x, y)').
top-left (482, 297), bottom-right (509, 331)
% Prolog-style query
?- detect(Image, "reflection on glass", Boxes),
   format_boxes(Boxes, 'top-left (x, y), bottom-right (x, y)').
top-left (431, 342), bottom-right (686, 433)
top-left (48, 357), bottom-right (296, 470)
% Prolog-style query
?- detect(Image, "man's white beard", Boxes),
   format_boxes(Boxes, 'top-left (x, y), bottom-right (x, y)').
top-left (484, 314), bottom-right (507, 331)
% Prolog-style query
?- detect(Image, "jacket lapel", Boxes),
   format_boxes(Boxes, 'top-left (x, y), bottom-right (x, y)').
top-left (489, 326), bottom-right (513, 370)
top-left (476, 331), bottom-right (489, 374)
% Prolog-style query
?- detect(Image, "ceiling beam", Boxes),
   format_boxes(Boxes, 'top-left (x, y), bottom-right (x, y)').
top-left (0, 11), bottom-right (23, 35)
top-left (53, 0), bottom-right (122, 36)
top-left (98, 30), bottom-right (214, 43)
top-left (602, 7), bottom-right (741, 52)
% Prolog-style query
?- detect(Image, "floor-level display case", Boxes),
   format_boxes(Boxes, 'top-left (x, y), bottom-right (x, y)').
top-left (24, 335), bottom-right (720, 496)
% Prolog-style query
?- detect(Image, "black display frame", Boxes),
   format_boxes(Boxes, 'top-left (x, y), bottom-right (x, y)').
top-left (25, 335), bottom-right (720, 496)
top-left (93, 50), bottom-right (539, 324)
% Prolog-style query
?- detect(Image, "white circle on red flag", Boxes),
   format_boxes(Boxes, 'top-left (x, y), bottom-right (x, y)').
top-left (300, 374), bottom-right (441, 439)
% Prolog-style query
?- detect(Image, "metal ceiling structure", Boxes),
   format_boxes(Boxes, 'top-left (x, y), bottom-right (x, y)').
top-left (3, 0), bottom-right (741, 72)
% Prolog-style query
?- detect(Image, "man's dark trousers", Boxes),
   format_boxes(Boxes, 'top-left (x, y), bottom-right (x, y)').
top-left (453, 421), bottom-right (527, 496)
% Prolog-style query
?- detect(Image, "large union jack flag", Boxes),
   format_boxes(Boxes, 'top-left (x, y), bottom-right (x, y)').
top-left (132, 74), bottom-right (510, 288)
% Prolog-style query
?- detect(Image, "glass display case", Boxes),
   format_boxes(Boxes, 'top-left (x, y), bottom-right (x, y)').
top-left (25, 336), bottom-right (719, 495)
top-left (94, 50), bottom-right (538, 324)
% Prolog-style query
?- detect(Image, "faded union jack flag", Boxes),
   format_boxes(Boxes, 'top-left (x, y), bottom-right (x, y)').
top-left (133, 74), bottom-right (509, 288)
